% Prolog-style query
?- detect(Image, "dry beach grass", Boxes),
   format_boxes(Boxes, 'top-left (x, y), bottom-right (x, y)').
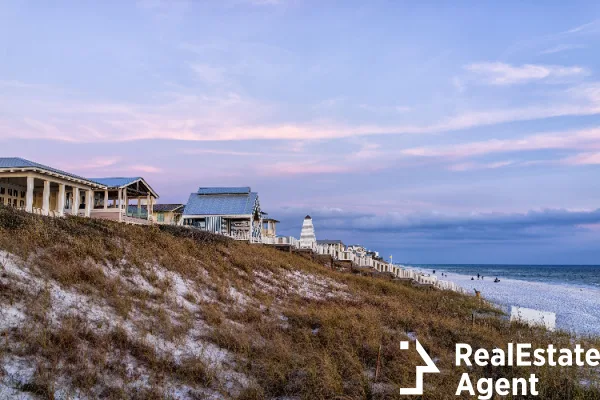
top-left (0, 206), bottom-right (598, 399)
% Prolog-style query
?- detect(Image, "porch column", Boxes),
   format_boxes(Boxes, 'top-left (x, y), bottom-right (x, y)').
top-left (146, 194), bottom-right (151, 221)
top-left (85, 190), bottom-right (93, 217)
top-left (72, 187), bottom-right (80, 215)
top-left (123, 189), bottom-right (128, 215)
top-left (57, 184), bottom-right (65, 217)
top-left (25, 175), bottom-right (34, 212)
top-left (42, 180), bottom-right (50, 215)
top-left (117, 188), bottom-right (122, 222)
top-left (137, 197), bottom-right (141, 216)
top-left (104, 190), bottom-right (108, 210)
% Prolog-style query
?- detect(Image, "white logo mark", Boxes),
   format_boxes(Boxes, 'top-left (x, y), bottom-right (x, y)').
top-left (399, 339), bottom-right (440, 395)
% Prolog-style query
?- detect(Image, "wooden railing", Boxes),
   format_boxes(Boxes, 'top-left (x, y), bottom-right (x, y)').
top-left (224, 231), bottom-right (251, 241)
top-left (122, 214), bottom-right (151, 225)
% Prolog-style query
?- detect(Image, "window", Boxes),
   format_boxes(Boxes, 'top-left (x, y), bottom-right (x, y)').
top-left (21, 191), bottom-right (25, 198)
top-left (0, 197), bottom-right (4, 205)
top-left (0, 187), bottom-right (4, 194)
top-left (13, 199), bottom-right (17, 207)
top-left (20, 200), bottom-right (24, 207)
top-left (8, 189), bottom-right (12, 196)
top-left (157, 213), bottom-right (165, 222)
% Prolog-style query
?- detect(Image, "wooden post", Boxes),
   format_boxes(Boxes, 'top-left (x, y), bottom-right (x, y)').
top-left (117, 188), bottom-right (122, 222)
top-left (25, 175), bottom-right (34, 212)
top-left (85, 190), bottom-right (93, 217)
top-left (57, 184), bottom-right (65, 217)
top-left (72, 187), bottom-right (80, 215)
top-left (42, 180), bottom-right (50, 215)
top-left (375, 344), bottom-right (382, 381)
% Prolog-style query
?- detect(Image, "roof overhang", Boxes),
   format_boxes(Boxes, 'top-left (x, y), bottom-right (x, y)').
top-left (0, 167), bottom-right (107, 189)
top-left (182, 214), bottom-right (252, 218)
top-left (103, 177), bottom-right (159, 199)
top-left (155, 204), bottom-right (185, 213)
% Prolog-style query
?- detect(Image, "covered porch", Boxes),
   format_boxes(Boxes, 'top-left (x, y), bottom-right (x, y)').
top-left (89, 177), bottom-right (159, 225)
top-left (183, 215), bottom-right (257, 241)
top-left (0, 172), bottom-right (106, 217)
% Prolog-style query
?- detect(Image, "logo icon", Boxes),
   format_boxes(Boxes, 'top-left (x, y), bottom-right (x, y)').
top-left (399, 339), bottom-right (440, 395)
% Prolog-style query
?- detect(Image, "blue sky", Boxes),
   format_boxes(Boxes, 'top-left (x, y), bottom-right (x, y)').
top-left (2, 0), bottom-right (600, 264)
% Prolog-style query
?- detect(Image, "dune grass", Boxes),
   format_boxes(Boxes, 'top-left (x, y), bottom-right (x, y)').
top-left (0, 205), bottom-right (598, 399)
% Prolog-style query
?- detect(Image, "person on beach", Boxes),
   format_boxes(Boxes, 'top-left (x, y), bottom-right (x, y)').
top-left (477, 273), bottom-right (480, 279)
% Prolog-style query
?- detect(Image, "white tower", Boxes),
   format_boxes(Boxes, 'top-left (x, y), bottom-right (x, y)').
top-left (299, 215), bottom-right (317, 249)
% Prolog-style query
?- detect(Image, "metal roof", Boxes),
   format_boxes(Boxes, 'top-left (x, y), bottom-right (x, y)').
top-left (197, 187), bottom-right (251, 195)
top-left (183, 191), bottom-right (259, 216)
top-left (0, 157), bottom-right (106, 188)
top-left (152, 204), bottom-right (185, 213)
top-left (90, 177), bottom-right (159, 198)
top-left (263, 218), bottom-right (280, 223)
top-left (90, 177), bottom-right (142, 188)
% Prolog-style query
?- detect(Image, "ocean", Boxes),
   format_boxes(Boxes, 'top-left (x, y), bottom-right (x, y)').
top-left (406, 264), bottom-right (600, 336)
top-left (413, 264), bottom-right (600, 288)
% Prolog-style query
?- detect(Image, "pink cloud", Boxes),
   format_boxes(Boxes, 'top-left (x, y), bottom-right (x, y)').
top-left (4, 79), bottom-right (600, 143)
top-left (258, 161), bottom-right (351, 176)
top-left (128, 165), bottom-right (163, 173)
top-left (561, 152), bottom-right (600, 165)
top-left (402, 128), bottom-right (600, 159)
top-left (447, 160), bottom-right (515, 172)
top-left (465, 62), bottom-right (588, 85)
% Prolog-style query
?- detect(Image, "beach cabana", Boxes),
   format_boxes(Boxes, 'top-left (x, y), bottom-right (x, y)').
top-left (89, 177), bottom-right (159, 224)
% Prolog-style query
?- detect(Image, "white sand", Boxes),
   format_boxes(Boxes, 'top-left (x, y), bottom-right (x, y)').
top-left (414, 267), bottom-right (600, 336)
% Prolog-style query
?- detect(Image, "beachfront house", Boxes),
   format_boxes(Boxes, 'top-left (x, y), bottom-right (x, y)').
top-left (151, 204), bottom-right (184, 225)
top-left (0, 157), bottom-right (159, 225)
top-left (181, 187), bottom-right (263, 242)
top-left (0, 157), bottom-right (107, 217)
top-left (89, 177), bottom-right (159, 224)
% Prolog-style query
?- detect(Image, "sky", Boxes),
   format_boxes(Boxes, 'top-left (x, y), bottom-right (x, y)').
top-left (2, 0), bottom-right (600, 264)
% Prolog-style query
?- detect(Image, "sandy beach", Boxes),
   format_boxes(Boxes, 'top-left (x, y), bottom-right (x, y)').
top-left (412, 267), bottom-right (600, 336)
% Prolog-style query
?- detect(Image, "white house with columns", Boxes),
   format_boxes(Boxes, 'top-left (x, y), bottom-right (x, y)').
top-left (0, 158), bottom-right (158, 225)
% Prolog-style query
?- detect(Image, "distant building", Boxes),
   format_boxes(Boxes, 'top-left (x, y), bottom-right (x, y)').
top-left (299, 215), bottom-right (317, 249)
top-left (181, 187), bottom-right (262, 242)
top-left (261, 213), bottom-right (280, 239)
top-left (151, 204), bottom-right (184, 225)
top-left (316, 239), bottom-right (345, 258)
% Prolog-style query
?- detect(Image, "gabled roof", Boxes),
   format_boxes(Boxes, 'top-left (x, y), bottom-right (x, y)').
top-left (90, 177), bottom-right (141, 188)
top-left (0, 157), bottom-right (106, 188)
top-left (198, 187), bottom-right (251, 195)
top-left (183, 190), bottom-right (259, 216)
top-left (153, 204), bottom-right (185, 213)
top-left (90, 177), bottom-right (159, 198)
